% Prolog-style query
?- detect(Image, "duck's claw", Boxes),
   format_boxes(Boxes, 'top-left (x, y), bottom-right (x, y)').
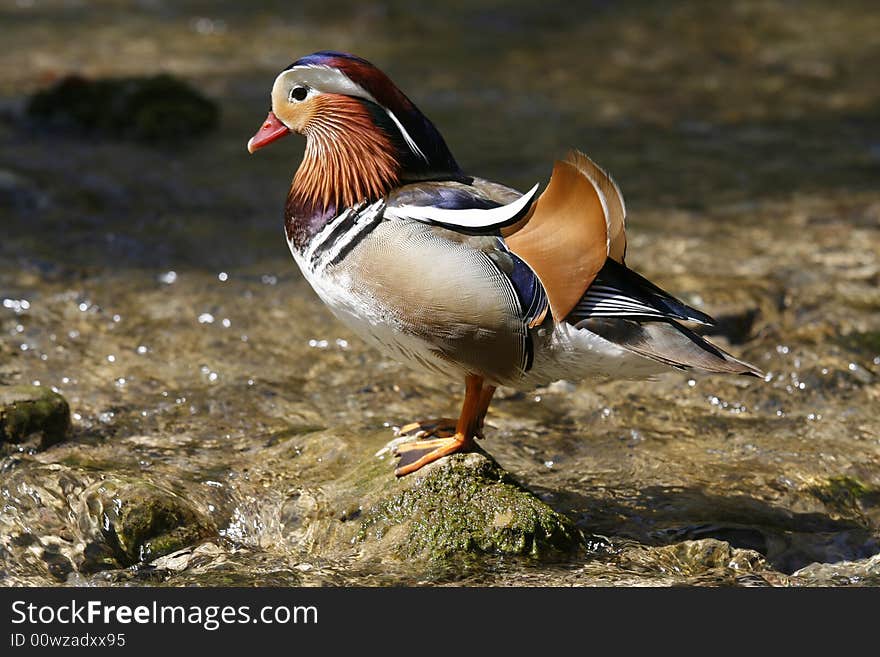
top-left (395, 417), bottom-right (486, 441)
top-left (396, 418), bottom-right (458, 439)
top-left (393, 433), bottom-right (474, 477)
top-left (392, 375), bottom-right (489, 476)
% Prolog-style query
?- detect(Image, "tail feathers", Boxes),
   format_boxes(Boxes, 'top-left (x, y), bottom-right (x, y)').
top-left (578, 316), bottom-right (763, 377)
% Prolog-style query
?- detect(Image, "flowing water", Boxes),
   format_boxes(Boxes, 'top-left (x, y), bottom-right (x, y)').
top-left (1, 0), bottom-right (879, 586)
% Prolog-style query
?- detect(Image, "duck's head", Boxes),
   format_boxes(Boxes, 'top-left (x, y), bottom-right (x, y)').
top-left (248, 52), bottom-right (462, 211)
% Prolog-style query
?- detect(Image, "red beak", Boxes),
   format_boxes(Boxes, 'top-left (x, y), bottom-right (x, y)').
top-left (247, 111), bottom-right (290, 153)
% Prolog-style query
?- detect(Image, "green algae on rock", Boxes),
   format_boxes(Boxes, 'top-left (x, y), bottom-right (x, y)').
top-left (0, 385), bottom-right (70, 451)
top-left (117, 490), bottom-right (215, 563)
top-left (259, 428), bottom-right (581, 566)
top-left (348, 446), bottom-right (580, 561)
top-left (78, 479), bottom-right (216, 571)
top-left (808, 475), bottom-right (878, 520)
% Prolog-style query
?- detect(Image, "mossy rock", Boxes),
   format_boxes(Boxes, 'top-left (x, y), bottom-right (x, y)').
top-left (0, 385), bottom-right (70, 450)
top-left (26, 73), bottom-right (219, 144)
top-left (324, 442), bottom-right (581, 561)
top-left (78, 479), bottom-right (215, 571)
top-left (808, 475), bottom-right (876, 518)
top-left (115, 493), bottom-right (214, 563)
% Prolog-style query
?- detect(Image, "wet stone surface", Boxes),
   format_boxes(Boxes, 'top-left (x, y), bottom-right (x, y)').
top-left (1, 1), bottom-right (879, 586)
top-left (0, 385), bottom-right (70, 452)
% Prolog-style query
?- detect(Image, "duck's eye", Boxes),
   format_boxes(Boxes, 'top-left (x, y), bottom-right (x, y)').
top-left (290, 86), bottom-right (308, 102)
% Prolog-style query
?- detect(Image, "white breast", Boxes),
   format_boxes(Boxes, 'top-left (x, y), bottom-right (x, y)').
top-left (288, 209), bottom-right (469, 383)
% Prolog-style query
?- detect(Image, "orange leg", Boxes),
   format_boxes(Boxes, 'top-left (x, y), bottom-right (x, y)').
top-left (394, 374), bottom-right (485, 476)
top-left (475, 384), bottom-right (496, 432)
top-left (396, 383), bottom-right (497, 441)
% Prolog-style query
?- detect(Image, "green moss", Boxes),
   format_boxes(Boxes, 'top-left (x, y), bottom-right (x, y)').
top-left (838, 331), bottom-right (880, 357)
top-left (355, 451), bottom-right (579, 560)
top-left (0, 385), bottom-right (70, 449)
top-left (116, 493), bottom-right (213, 563)
top-left (809, 475), bottom-right (872, 516)
top-left (26, 74), bottom-right (219, 144)
top-left (79, 480), bottom-right (216, 570)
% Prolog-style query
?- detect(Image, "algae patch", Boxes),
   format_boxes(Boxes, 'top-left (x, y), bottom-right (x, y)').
top-left (808, 475), bottom-right (876, 518)
top-left (0, 385), bottom-right (70, 451)
top-left (78, 479), bottom-right (216, 571)
top-left (354, 450), bottom-right (580, 560)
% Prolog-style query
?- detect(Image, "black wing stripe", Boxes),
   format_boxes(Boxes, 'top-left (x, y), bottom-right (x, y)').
top-left (566, 260), bottom-right (716, 326)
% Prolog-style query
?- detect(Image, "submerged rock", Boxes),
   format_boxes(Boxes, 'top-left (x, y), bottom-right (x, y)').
top-left (615, 538), bottom-right (785, 585)
top-left (76, 478), bottom-right (216, 571)
top-left (26, 74), bottom-right (219, 144)
top-left (0, 464), bottom-right (217, 583)
top-left (0, 385), bottom-right (70, 452)
top-left (0, 464), bottom-right (89, 583)
top-left (648, 538), bottom-right (771, 574)
top-left (792, 552), bottom-right (880, 586)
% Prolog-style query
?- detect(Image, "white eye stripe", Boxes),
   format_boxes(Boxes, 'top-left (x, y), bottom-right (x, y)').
top-left (274, 65), bottom-right (428, 161)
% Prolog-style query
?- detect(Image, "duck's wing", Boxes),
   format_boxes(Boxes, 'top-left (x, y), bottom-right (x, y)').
top-left (579, 315), bottom-right (762, 376)
top-left (568, 260), bottom-right (762, 376)
top-left (377, 182), bottom-right (550, 374)
top-left (386, 150), bottom-right (626, 323)
top-left (568, 259), bottom-right (715, 326)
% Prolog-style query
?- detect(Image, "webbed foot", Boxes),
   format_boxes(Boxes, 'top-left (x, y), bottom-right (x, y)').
top-left (391, 376), bottom-right (494, 477)
top-left (396, 418), bottom-right (458, 439)
top-left (393, 433), bottom-right (475, 477)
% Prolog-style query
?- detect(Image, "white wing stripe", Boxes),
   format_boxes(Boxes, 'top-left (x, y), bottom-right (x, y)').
top-left (384, 184), bottom-right (539, 229)
top-left (577, 291), bottom-right (667, 318)
top-left (385, 183), bottom-right (539, 229)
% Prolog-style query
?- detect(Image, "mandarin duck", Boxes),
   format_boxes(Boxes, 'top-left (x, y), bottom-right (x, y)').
top-left (247, 51), bottom-right (761, 476)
